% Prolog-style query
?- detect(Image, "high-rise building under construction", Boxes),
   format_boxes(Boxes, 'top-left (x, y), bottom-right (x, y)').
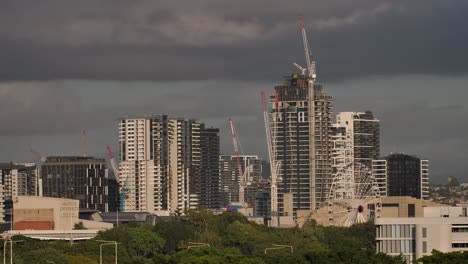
top-left (271, 74), bottom-right (333, 213)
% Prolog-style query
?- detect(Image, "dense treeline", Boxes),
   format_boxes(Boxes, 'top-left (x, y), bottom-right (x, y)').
top-left (0, 208), bottom-right (458, 263)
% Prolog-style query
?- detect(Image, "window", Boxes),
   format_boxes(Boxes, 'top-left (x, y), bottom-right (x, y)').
top-left (422, 241), bottom-right (427, 253)
top-left (452, 243), bottom-right (468, 248)
top-left (408, 204), bottom-right (415, 217)
top-left (422, 227), bottom-right (427, 238)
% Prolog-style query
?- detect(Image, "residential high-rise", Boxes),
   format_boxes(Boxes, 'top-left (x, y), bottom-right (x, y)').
top-left (331, 112), bottom-right (380, 198)
top-left (119, 116), bottom-right (220, 214)
top-left (199, 126), bottom-right (221, 209)
top-left (271, 74), bottom-right (333, 212)
top-left (41, 156), bottom-right (111, 212)
top-left (0, 163), bottom-right (39, 209)
top-left (219, 155), bottom-right (263, 207)
top-left (333, 111), bottom-right (380, 168)
top-left (372, 153), bottom-right (429, 199)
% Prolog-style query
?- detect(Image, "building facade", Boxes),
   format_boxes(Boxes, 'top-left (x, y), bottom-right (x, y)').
top-left (376, 206), bottom-right (468, 263)
top-left (199, 126), bottom-right (221, 209)
top-left (0, 163), bottom-right (39, 209)
top-left (271, 74), bottom-right (333, 213)
top-left (119, 116), bottom-right (220, 214)
top-left (372, 154), bottom-right (429, 199)
top-left (41, 156), bottom-right (110, 212)
top-left (333, 111), bottom-right (380, 168)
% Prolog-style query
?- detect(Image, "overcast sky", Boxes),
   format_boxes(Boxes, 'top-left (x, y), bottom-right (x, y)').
top-left (1, 0), bottom-right (467, 183)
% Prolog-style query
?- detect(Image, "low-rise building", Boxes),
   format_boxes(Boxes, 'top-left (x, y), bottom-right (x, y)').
top-left (3, 196), bottom-right (112, 240)
top-left (376, 206), bottom-right (468, 263)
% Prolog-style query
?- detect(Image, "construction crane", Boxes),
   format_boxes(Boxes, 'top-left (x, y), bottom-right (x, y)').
top-left (299, 15), bottom-right (316, 81)
top-left (293, 62), bottom-right (306, 76)
top-left (261, 91), bottom-right (282, 227)
top-left (30, 148), bottom-right (46, 162)
top-left (299, 16), bottom-right (320, 211)
top-left (106, 146), bottom-right (130, 212)
top-left (228, 117), bottom-right (248, 207)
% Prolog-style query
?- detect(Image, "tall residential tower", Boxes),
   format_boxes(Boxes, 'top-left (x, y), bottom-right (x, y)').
top-left (271, 74), bottom-right (333, 213)
top-left (118, 116), bottom-right (221, 213)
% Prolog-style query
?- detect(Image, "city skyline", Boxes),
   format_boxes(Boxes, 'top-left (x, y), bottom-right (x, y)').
top-left (0, 1), bottom-right (467, 183)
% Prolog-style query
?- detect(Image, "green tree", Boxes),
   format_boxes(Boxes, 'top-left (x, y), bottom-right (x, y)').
top-left (419, 250), bottom-right (468, 264)
top-left (74, 221), bottom-right (87, 230)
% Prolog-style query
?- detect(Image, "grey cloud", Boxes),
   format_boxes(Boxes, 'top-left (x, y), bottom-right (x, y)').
top-left (1, 0), bottom-right (467, 81)
top-left (0, 82), bottom-right (86, 135)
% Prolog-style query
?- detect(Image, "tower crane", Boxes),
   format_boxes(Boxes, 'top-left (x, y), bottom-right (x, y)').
top-left (261, 91), bottom-right (282, 227)
top-left (228, 117), bottom-right (249, 207)
top-left (106, 146), bottom-right (131, 212)
top-left (30, 148), bottom-right (46, 162)
top-left (298, 16), bottom-right (321, 211)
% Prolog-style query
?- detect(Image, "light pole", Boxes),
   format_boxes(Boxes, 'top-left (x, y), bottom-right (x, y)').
top-left (97, 240), bottom-right (118, 264)
top-left (3, 237), bottom-right (24, 264)
top-left (264, 244), bottom-right (293, 255)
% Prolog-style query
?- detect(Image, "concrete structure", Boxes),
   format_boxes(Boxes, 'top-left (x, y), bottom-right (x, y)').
top-left (376, 206), bottom-right (468, 263)
top-left (3, 196), bottom-right (112, 240)
top-left (380, 196), bottom-right (444, 218)
top-left (0, 163), bottom-right (39, 209)
top-left (41, 156), bottom-right (111, 212)
top-left (119, 116), bottom-right (220, 214)
top-left (333, 111), bottom-right (380, 168)
top-left (271, 74), bottom-right (333, 213)
top-left (373, 154), bottom-right (429, 199)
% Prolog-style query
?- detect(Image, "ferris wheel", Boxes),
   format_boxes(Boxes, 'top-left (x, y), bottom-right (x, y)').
top-left (327, 162), bottom-right (381, 227)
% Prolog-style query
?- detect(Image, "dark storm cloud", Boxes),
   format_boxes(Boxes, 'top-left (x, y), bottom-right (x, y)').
top-left (0, 0), bottom-right (467, 82)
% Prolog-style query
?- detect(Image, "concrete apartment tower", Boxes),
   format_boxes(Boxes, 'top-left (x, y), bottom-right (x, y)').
top-left (271, 74), bottom-right (333, 213)
top-left (119, 116), bottom-right (220, 214)
top-left (372, 153), bottom-right (429, 199)
top-left (0, 163), bottom-right (40, 211)
top-left (331, 111), bottom-right (380, 197)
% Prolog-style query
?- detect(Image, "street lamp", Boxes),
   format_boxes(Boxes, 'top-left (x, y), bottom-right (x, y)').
top-left (3, 237), bottom-right (24, 264)
top-left (97, 240), bottom-right (118, 264)
top-left (264, 244), bottom-right (293, 254)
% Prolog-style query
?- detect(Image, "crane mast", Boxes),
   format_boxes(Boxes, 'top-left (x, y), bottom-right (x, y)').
top-left (300, 16), bottom-right (316, 81)
top-left (261, 91), bottom-right (280, 227)
top-left (228, 117), bottom-right (247, 206)
top-left (106, 146), bottom-right (130, 212)
top-left (300, 16), bottom-right (318, 210)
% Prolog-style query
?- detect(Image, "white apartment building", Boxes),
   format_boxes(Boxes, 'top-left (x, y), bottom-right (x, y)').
top-left (332, 111), bottom-right (380, 170)
top-left (376, 206), bottom-right (468, 263)
top-left (119, 116), bottom-right (207, 214)
top-left (331, 112), bottom-right (380, 199)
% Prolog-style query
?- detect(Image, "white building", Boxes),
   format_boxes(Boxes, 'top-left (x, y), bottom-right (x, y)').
top-left (0, 163), bottom-right (39, 200)
top-left (330, 112), bottom-right (380, 200)
top-left (376, 206), bottom-right (468, 263)
top-left (332, 111), bottom-right (380, 170)
top-left (119, 116), bottom-right (210, 214)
